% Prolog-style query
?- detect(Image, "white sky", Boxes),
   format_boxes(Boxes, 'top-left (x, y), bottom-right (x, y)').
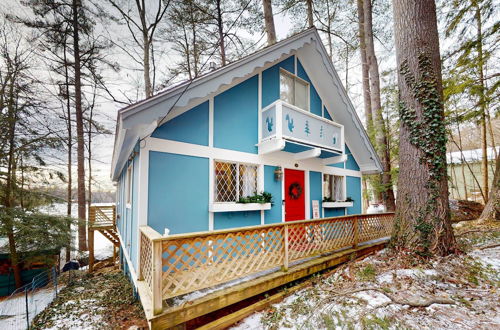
top-left (0, 0), bottom-right (396, 193)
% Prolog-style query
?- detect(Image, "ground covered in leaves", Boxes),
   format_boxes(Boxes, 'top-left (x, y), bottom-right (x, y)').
top-left (234, 221), bottom-right (500, 329)
top-left (32, 261), bottom-right (147, 329)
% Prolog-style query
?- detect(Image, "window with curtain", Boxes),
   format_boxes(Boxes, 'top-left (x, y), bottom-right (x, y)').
top-left (279, 70), bottom-right (309, 111)
top-left (214, 161), bottom-right (258, 202)
top-left (323, 174), bottom-right (345, 201)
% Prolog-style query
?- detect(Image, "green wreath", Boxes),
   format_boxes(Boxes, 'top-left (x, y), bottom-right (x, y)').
top-left (288, 182), bottom-right (303, 200)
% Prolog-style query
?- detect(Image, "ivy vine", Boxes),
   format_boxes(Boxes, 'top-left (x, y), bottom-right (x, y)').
top-left (398, 53), bottom-right (447, 256)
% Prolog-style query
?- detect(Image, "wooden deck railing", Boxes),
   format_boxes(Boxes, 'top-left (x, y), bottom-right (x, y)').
top-left (88, 205), bottom-right (116, 228)
top-left (139, 213), bottom-right (394, 315)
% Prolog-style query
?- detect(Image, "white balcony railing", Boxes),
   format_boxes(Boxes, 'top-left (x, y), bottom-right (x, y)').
top-left (261, 100), bottom-right (343, 153)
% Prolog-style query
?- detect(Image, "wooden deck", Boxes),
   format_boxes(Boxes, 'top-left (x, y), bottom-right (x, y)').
top-left (88, 205), bottom-right (119, 272)
top-left (137, 213), bottom-right (395, 329)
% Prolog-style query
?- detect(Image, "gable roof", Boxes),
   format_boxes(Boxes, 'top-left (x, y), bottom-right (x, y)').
top-left (111, 28), bottom-right (382, 180)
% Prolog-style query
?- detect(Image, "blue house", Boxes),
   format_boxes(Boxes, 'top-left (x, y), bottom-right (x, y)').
top-left (111, 29), bottom-right (381, 296)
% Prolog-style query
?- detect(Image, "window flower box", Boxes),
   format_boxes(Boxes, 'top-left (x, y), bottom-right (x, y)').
top-left (210, 203), bottom-right (272, 212)
top-left (322, 201), bottom-right (353, 208)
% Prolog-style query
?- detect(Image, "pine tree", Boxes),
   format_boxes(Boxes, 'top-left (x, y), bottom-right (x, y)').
top-left (391, 0), bottom-right (456, 256)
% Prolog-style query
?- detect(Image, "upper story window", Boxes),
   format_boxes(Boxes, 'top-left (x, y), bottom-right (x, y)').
top-left (214, 161), bottom-right (258, 202)
top-left (323, 174), bottom-right (345, 201)
top-left (280, 69), bottom-right (309, 111)
top-left (126, 164), bottom-right (132, 206)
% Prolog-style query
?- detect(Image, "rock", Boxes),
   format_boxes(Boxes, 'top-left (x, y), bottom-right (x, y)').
top-left (450, 199), bottom-right (484, 222)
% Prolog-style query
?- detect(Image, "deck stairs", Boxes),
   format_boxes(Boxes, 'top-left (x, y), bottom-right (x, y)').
top-left (88, 205), bottom-right (118, 272)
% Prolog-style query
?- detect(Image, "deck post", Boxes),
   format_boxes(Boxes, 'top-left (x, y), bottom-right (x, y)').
top-left (152, 238), bottom-right (163, 315)
top-left (88, 206), bottom-right (95, 273)
top-left (353, 216), bottom-right (359, 249)
top-left (283, 225), bottom-right (289, 271)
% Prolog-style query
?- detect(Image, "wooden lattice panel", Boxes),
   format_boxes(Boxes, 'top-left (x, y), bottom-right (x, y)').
top-left (140, 230), bottom-right (153, 290)
top-left (358, 214), bottom-right (392, 243)
top-left (89, 205), bottom-right (116, 227)
top-left (287, 217), bottom-right (355, 262)
top-left (139, 213), bottom-right (395, 302)
top-left (160, 226), bottom-right (284, 299)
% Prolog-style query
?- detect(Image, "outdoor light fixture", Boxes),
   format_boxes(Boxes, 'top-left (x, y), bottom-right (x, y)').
top-left (274, 166), bottom-right (283, 181)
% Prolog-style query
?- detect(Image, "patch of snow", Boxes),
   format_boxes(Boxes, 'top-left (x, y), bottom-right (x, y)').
top-left (353, 290), bottom-right (391, 307)
top-left (470, 246), bottom-right (500, 271)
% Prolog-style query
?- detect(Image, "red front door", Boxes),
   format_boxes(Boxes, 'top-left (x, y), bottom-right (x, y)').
top-left (284, 169), bottom-right (306, 221)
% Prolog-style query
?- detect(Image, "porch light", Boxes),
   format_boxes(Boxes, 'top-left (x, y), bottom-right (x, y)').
top-left (274, 166), bottom-right (283, 182)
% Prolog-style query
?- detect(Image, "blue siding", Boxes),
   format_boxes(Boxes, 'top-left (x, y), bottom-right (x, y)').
top-left (262, 56), bottom-right (295, 108)
top-left (148, 151), bottom-right (209, 234)
top-left (345, 145), bottom-right (360, 171)
top-left (324, 106), bottom-right (333, 121)
top-left (130, 153), bottom-right (139, 269)
top-left (214, 76), bottom-right (258, 154)
top-left (151, 101), bottom-right (209, 146)
top-left (297, 59), bottom-right (322, 116)
top-left (264, 165), bottom-right (282, 224)
top-left (214, 211), bottom-right (261, 230)
top-left (309, 171), bottom-right (322, 218)
top-left (324, 208), bottom-right (345, 217)
top-left (346, 176), bottom-right (362, 214)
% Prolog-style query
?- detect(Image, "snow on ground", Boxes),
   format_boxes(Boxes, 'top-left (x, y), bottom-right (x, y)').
top-left (43, 299), bottom-right (104, 330)
top-left (0, 286), bottom-right (65, 329)
top-left (40, 203), bottom-right (114, 262)
top-left (232, 227), bottom-right (500, 330)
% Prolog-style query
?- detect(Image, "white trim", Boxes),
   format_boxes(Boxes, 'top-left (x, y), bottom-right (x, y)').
top-left (258, 72), bottom-right (262, 142)
top-left (322, 154), bottom-right (348, 165)
top-left (322, 201), bottom-right (353, 208)
top-left (147, 137), bottom-right (362, 178)
top-left (258, 138), bottom-right (286, 154)
top-left (305, 170), bottom-right (310, 219)
top-left (210, 203), bottom-right (271, 212)
top-left (208, 156), bottom-right (214, 231)
top-left (116, 229), bottom-right (138, 287)
top-left (209, 97), bottom-right (214, 147)
top-left (294, 148), bottom-right (321, 160)
top-left (294, 54), bottom-right (297, 74)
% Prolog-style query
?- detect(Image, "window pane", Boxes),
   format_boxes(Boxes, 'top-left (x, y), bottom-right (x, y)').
top-left (323, 174), bottom-right (331, 199)
top-left (215, 162), bottom-right (237, 202)
top-left (280, 73), bottom-right (294, 104)
top-left (295, 79), bottom-right (308, 110)
top-left (333, 176), bottom-right (344, 201)
top-left (239, 164), bottom-right (258, 198)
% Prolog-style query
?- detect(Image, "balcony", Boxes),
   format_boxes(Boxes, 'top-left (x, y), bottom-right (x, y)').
top-left (259, 100), bottom-right (344, 158)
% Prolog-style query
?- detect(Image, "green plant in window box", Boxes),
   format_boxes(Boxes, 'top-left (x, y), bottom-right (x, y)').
top-left (237, 192), bottom-right (273, 205)
top-left (345, 196), bottom-right (353, 202)
top-left (322, 197), bottom-right (334, 202)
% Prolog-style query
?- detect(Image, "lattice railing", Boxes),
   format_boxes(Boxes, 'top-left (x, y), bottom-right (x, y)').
top-left (89, 205), bottom-right (116, 228)
top-left (139, 213), bottom-right (394, 315)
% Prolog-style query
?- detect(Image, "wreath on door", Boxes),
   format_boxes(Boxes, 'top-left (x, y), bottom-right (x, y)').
top-left (288, 182), bottom-right (303, 200)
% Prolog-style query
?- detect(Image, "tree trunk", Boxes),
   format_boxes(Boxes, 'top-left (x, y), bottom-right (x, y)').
top-left (356, 0), bottom-right (373, 130)
top-left (216, 0), bottom-right (226, 66)
top-left (456, 123), bottom-right (468, 200)
top-left (391, 0), bottom-right (456, 256)
top-left (137, 0), bottom-right (153, 98)
top-left (262, 0), bottom-right (276, 45)
top-left (306, 0), bottom-right (314, 28)
top-left (475, 4), bottom-right (488, 203)
top-left (63, 39), bottom-right (72, 262)
top-left (479, 155), bottom-right (499, 221)
top-left (72, 0), bottom-right (87, 252)
top-left (4, 76), bottom-right (22, 288)
top-left (362, 0), bottom-right (396, 211)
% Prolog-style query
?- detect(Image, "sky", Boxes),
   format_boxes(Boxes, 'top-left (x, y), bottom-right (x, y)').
top-left (0, 0), bottom-right (386, 193)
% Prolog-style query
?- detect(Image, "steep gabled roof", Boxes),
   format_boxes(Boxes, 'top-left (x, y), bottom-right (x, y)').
top-left (111, 28), bottom-right (381, 180)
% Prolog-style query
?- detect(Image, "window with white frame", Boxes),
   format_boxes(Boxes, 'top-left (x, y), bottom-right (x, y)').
top-left (214, 161), bottom-right (258, 202)
top-left (126, 164), bottom-right (132, 206)
top-left (323, 174), bottom-right (345, 201)
top-left (280, 69), bottom-right (309, 111)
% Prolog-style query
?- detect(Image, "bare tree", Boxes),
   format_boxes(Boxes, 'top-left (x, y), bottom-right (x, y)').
top-left (263, 0), bottom-right (277, 45)
top-left (391, 0), bottom-right (456, 256)
top-left (107, 0), bottom-right (170, 98)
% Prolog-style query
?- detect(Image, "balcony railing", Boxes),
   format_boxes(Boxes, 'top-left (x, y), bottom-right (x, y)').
top-left (261, 100), bottom-right (344, 153)
top-left (139, 213), bottom-right (394, 315)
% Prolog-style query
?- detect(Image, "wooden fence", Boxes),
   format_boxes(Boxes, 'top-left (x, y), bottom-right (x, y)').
top-left (88, 205), bottom-right (116, 228)
top-left (139, 213), bottom-right (394, 315)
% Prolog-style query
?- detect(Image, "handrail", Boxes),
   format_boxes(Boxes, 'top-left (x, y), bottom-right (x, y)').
top-left (141, 213), bottom-right (395, 242)
top-left (139, 213), bottom-right (395, 315)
